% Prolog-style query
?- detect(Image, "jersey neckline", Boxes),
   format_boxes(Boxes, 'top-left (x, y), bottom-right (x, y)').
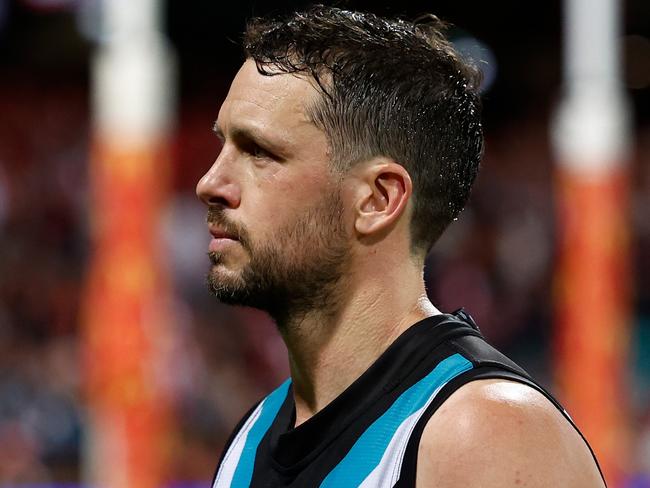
top-left (267, 311), bottom-right (476, 471)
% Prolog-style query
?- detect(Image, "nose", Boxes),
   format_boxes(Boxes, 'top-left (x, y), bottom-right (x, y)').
top-left (196, 152), bottom-right (241, 209)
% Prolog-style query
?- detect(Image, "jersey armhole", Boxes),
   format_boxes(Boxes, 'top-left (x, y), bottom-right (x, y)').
top-left (395, 366), bottom-right (607, 487)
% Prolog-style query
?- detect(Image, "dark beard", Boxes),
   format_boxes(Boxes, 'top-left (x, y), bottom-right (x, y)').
top-left (206, 191), bottom-right (350, 327)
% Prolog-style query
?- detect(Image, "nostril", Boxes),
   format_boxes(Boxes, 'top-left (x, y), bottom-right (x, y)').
top-left (207, 195), bottom-right (231, 207)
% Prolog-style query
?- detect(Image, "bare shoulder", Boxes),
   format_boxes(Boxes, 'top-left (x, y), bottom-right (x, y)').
top-left (416, 379), bottom-right (605, 488)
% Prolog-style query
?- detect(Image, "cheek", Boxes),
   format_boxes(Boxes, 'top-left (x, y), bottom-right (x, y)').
top-left (241, 182), bottom-right (305, 238)
top-left (242, 166), bottom-right (336, 233)
top-left (258, 169), bottom-right (329, 208)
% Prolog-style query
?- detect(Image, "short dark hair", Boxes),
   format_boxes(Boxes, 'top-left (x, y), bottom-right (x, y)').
top-left (243, 5), bottom-right (483, 253)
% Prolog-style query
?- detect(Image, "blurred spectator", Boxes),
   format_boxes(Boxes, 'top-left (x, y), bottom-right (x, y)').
top-left (0, 2), bottom-right (648, 485)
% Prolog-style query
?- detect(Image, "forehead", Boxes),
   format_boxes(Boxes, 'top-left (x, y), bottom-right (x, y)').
top-left (218, 59), bottom-right (321, 138)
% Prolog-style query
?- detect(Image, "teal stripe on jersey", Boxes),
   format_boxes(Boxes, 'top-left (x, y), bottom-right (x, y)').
top-left (231, 379), bottom-right (291, 488)
top-left (320, 353), bottom-right (473, 487)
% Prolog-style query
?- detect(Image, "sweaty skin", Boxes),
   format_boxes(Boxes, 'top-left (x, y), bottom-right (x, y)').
top-left (198, 60), bottom-right (606, 486)
top-left (198, 60), bottom-right (438, 423)
top-left (417, 379), bottom-right (606, 487)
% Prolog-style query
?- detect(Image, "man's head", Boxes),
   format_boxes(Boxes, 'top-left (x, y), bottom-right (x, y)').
top-left (244, 5), bottom-right (483, 252)
top-left (196, 6), bottom-right (483, 320)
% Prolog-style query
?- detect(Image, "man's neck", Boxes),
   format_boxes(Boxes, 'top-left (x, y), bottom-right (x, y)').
top-left (278, 270), bottom-right (440, 427)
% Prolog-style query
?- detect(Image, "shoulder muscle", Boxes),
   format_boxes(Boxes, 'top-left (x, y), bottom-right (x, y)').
top-left (416, 379), bottom-right (604, 488)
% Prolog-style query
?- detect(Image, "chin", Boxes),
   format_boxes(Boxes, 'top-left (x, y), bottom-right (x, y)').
top-left (209, 264), bottom-right (243, 286)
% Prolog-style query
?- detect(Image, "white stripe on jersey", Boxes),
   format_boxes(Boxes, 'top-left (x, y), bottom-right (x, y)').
top-left (213, 402), bottom-right (265, 488)
top-left (358, 383), bottom-right (447, 488)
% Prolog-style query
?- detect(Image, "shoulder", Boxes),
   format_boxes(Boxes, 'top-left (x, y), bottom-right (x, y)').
top-left (416, 379), bottom-right (605, 488)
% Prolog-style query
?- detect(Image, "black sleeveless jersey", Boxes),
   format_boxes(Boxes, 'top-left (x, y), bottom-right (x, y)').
top-left (211, 309), bottom-right (604, 487)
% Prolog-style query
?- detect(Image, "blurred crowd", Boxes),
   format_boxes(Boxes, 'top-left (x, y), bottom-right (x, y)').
top-left (0, 4), bottom-right (649, 483)
top-left (0, 77), bottom-right (648, 486)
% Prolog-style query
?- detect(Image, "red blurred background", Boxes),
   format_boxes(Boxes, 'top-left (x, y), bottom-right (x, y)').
top-left (0, 0), bottom-right (648, 485)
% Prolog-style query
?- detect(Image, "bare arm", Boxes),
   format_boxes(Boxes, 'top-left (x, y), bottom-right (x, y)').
top-left (416, 379), bottom-right (605, 488)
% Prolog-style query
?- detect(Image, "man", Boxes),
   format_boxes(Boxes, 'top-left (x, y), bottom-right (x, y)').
top-left (196, 5), bottom-right (606, 487)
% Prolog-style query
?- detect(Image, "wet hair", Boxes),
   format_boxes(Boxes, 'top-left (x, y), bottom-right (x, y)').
top-left (243, 5), bottom-right (483, 254)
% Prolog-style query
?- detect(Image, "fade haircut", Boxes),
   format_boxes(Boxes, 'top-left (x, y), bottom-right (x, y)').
top-left (243, 5), bottom-right (483, 254)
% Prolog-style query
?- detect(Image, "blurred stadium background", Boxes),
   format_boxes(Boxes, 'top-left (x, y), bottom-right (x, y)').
top-left (0, 0), bottom-right (648, 486)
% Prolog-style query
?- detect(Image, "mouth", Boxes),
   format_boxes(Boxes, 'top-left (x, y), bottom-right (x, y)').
top-left (208, 225), bottom-right (240, 254)
top-left (209, 226), bottom-right (238, 240)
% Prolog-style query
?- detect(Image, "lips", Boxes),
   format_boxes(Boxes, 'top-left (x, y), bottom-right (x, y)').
top-left (208, 225), bottom-right (239, 254)
top-left (209, 226), bottom-right (238, 240)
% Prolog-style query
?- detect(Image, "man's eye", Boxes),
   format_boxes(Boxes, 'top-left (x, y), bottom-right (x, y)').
top-left (249, 145), bottom-right (272, 160)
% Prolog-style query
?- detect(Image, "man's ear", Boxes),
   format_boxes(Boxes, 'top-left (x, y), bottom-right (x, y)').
top-left (353, 159), bottom-right (413, 238)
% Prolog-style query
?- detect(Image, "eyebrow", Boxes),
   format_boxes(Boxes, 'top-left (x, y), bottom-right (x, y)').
top-left (212, 120), bottom-right (288, 158)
